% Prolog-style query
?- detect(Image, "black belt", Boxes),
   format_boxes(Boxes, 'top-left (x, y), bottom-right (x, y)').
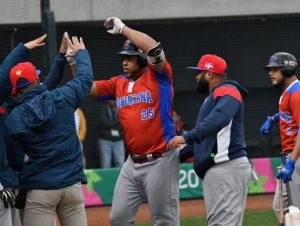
top-left (130, 151), bottom-right (165, 164)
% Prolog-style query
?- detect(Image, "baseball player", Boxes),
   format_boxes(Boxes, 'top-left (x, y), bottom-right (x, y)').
top-left (89, 17), bottom-right (179, 225)
top-left (0, 34), bottom-right (48, 226)
top-left (167, 54), bottom-right (251, 226)
top-left (4, 36), bottom-right (92, 226)
top-left (261, 52), bottom-right (300, 218)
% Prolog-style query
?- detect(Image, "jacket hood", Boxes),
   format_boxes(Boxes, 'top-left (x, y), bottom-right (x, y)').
top-left (215, 80), bottom-right (249, 98)
top-left (16, 85), bottom-right (56, 128)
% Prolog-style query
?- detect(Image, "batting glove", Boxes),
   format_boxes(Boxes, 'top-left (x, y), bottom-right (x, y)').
top-left (260, 113), bottom-right (280, 136)
top-left (277, 158), bottom-right (296, 183)
top-left (104, 17), bottom-right (125, 35)
top-left (64, 32), bottom-right (76, 65)
top-left (66, 46), bottom-right (76, 65)
top-left (0, 188), bottom-right (16, 208)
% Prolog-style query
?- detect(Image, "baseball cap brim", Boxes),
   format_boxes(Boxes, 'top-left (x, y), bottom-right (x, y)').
top-left (186, 66), bottom-right (228, 76)
top-left (186, 66), bottom-right (204, 71)
top-left (117, 50), bottom-right (146, 57)
top-left (264, 64), bottom-right (284, 70)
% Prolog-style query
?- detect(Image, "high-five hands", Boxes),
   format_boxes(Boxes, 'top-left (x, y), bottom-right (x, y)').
top-left (64, 35), bottom-right (85, 58)
top-left (24, 34), bottom-right (47, 50)
top-left (63, 32), bottom-right (76, 65)
top-left (104, 17), bottom-right (125, 35)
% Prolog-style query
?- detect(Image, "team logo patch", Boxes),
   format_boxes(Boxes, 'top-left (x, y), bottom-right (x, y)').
top-left (16, 70), bottom-right (22, 76)
top-left (269, 55), bottom-right (277, 64)
top-left (123, 40), bottom-right (131, 50)
top-left (204, 62), bottom-right (213, 70)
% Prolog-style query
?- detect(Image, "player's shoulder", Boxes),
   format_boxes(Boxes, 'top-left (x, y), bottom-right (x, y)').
top-left (287, 80), bottom-right (300, 95)
top-left (213, 84), bottom-right (242, 102)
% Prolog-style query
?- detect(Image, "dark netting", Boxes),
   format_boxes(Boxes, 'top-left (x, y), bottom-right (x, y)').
top-left (2, 15), bottom-right (299, 167)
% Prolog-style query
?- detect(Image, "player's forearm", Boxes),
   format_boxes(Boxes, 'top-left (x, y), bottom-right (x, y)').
top-left (291, 131), bottom-right (300, 161)
top-left (122, 26), bottom-right (157, 53)
top-left (0, 43), bottom-right (30, 75)
top-left (43, 53), bottom-right (66, 90)
top-left (70, 64), bottom-right (76, 78)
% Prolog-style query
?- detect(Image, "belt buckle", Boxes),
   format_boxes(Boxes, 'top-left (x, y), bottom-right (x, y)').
top-left (146, 154), bottom-right (153, 161)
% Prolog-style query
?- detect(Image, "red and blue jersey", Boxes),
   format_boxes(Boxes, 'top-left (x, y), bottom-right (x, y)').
top-left (95, 61), bottom-right (175, 155)
top-left (279, 80), bottom-right (300, 152)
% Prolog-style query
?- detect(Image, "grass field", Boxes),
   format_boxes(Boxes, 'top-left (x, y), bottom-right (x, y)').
top-left (136, 209), bottom-right (278, 226)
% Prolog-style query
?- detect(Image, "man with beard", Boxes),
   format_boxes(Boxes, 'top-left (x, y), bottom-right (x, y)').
top-left (167, 54), bottom-right (251, 226)
top-left (260, 52), bottom-right (300, 218)
top-left (89, 17), bottom-right (179, 226)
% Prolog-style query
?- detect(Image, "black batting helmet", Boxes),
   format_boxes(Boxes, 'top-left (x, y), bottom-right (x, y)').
top-left (118, 40), bottom-right (147, 67)
top-left (265, 52), bottom-right (297, 71)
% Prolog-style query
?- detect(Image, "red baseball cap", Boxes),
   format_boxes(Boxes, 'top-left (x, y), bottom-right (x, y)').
top-left (186, 54), bottom-right (228, 76)
top-left (10, 62), bottom-right (41, 94)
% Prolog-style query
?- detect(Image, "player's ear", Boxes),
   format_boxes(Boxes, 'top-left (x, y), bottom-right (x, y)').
top-left (207, 71), bottom-right (213, 80)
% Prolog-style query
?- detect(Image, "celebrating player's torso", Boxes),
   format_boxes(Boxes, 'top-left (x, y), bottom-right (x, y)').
top-left (95, 62), bottom-right (175, 155)
top-left (279, 80), bottom-right (300, 152)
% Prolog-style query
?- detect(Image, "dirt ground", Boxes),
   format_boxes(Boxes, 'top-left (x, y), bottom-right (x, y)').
top-left (74, 194), bottom-right (274, 226)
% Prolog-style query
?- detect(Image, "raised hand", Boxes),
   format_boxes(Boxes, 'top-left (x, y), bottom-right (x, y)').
top-left (24, 34), bottom-right (47, 50)
top-left (58, 32), bottom-right (68, 54)
top-left (65, 36), bottom-right (85, 57)
top-left (104, 17), bottom-right (125, 35)
top-left (63, 32), bottom-right (76, 65)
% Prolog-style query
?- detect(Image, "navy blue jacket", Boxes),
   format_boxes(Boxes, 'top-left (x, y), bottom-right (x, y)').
top-left (0, 44), bottom-right (31, 106)
top-left (0, 43), bottom-right (31, 188)
top-left (0, 51), bottom-right (66, 188)
top-left (183, 80), bottom-right (249, 179)
top-left (4, 49), bottom-right (93, 190)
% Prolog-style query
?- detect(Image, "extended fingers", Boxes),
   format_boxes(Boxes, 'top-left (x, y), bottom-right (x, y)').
top-left (35, 34), bottom-right (47, 46)
top-left (72, 36), bottom-right (79, 44)
top-left (35, 34), bottom-right (47, 43)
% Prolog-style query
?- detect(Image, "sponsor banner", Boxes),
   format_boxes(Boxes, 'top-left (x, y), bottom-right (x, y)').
top-left (83, 157), bottom-right (282, 206)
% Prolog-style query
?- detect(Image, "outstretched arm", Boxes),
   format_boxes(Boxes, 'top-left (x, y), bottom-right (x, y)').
top-left (0, 34), bottom-right (46, 104)
top-left (56, 36), bottom-right (93, 109)
top-left (43, 33), bottom-right (68, 90)
top-left (104, 17), bottom-right (166, 71)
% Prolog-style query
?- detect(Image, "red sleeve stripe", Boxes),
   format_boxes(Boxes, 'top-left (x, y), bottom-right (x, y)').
top-left (213, 86), bottom-right (242, 103)
top-left (0, 107), bottom-right (5, 114)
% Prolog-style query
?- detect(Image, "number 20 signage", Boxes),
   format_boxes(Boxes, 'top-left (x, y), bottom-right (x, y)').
top-left (179, 169), bottom-right (200, 189)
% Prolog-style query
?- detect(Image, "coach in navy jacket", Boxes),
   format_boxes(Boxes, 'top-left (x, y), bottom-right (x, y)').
top-left (168, 54), bottom-right (251, 226)
top-left (1, 35), bottom-right (66, 188)
top-left (0, 35), bottom-right (61, 225)
top-left (4, 37), bottom-right (92, 226)
top-left (0, 42), bottom-right (31, 192)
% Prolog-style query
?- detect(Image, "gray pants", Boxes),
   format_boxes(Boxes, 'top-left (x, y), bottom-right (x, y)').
top-left (203, 157), bottom-right (251, 226)
top-left (0, 201), bottom-right (19, 226)
top-left (110, 150), bottom-right (180, 226)
top-left (273, 157), bottom-right (300, 218)
top-left (22, 182), bottom-right (87, 226)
